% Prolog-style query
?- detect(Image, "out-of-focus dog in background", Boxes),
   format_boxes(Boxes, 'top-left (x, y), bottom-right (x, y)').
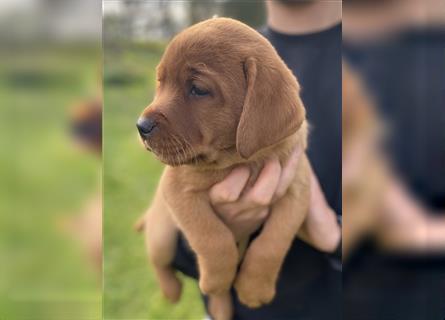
top-left (71, 99), bottom-right (102, 155)
top-left (63, 98), bottom-right (102, 273)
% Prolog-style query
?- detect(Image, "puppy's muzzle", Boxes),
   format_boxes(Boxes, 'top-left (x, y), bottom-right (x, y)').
top-left (137, 117), bottom-right (158, 139)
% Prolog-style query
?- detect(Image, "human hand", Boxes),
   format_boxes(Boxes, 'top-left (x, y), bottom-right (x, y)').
top-left (209, 146), bottom-right (341, 252)
top-left (299, 167), bottom-right (341, 253)
top-left (209, 146), bottom-right (302, 240)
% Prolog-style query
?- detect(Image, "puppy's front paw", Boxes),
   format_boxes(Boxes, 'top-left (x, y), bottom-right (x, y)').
top-left (234, 265), bottom-right (276, 308)
top-left (198, 252), bottom-right (237, 295)
top-left (208, 293), bottom-right (233, 320)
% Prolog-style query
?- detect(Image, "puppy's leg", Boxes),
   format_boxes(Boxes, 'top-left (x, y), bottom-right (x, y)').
top-left (207, 237), bottom-right (248, 320)
top-left (142, 190), bottom-right (182, 303)
top-left (235, 160), bottom-right (310, 308)
top-left (208, 292), bottom-right (233, 320)
top-left (165, 190), bottom-right (238, 295)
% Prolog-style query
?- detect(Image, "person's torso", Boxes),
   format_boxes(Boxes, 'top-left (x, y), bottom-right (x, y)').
top-left (343, 28), bottom-right (445, 210)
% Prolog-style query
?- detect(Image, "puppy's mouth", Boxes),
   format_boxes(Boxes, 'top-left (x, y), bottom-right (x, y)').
top-left (142, 139), bottom-right (206, 166)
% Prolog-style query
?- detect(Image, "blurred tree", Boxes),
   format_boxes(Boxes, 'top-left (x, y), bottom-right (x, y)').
top-left (189, 0), bottom-right (223, 24)
top-left (222, 0), bottom-right (266, 28)
top-left (187, 0), bottom-right (265, 27)
top-left (121, 0), bottom-right (143, 39)
top-left (103, 0), bottom-right (266, 43)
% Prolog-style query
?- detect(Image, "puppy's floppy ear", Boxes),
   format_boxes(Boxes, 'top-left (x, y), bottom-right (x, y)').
top-left (236, 57), bottom-right (306, 159)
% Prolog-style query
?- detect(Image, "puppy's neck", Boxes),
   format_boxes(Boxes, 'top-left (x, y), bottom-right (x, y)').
top-left (185, 120), bottom-right (308, 173)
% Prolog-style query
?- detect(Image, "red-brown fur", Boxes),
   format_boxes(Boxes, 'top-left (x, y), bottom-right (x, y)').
top-left (136, 18), bottom-right (313, 320)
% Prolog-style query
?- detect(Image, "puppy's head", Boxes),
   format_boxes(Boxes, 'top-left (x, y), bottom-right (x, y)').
top-left (137, 18), bottom-right (305, 166)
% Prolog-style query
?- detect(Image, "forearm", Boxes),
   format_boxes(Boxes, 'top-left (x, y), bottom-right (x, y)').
top-left (298, 205), bottom-right (341, 253)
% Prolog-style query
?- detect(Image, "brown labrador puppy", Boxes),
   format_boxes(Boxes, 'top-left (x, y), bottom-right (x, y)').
top-left (136, 18), bottom-right (311, 319)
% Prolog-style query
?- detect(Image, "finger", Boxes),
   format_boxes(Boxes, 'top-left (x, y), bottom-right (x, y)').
top-left (213, 202), bottom-right (244, 222)
top-left (209, 165), bottom-right (250, 204)
top-left (236, 207), bottom-right (270, 223)
top-left (255, 207), bottom-right (270, 221)
top-left (228, 208), bottom-right (269, 239)
top-left (309, 167), bottom-right (329, 212)
top-left (215, 191), bottom-right (271, 238)
top-left (214, 197), bottom-right (266, 222)
top-left (275, 145), bottom-right (302, 199)
top-left (243, 157), bottom-right (281, 208)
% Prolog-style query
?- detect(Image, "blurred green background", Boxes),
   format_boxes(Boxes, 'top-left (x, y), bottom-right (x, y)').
top-left (0, 45), bottom-right (101, 319)
top-left (102, 41), bottom-right (206, 320)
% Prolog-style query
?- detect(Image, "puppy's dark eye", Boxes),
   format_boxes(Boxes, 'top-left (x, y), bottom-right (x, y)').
top-left (190, 85), bottom-right (209, 97)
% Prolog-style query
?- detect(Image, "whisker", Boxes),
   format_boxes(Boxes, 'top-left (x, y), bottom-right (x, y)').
top-left (183, 131), bottom-right (199, 165)
top-left (178, 136), bottom-right (190, 161)
top-left (183, 138), bottom-right (198, 166)
top-left (175, 135), bottom-right (186, 165)
top-left (170, 134), bottom-right (181, 165)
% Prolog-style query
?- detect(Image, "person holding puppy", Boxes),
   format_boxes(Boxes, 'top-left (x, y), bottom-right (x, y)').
top-left (171, 1), bottom-right (342, 319)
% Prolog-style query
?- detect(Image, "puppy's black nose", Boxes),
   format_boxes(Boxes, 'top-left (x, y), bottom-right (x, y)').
top-left (137, 117), bottom-right (157, 137)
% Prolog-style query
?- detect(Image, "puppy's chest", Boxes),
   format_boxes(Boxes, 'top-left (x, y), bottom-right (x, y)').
top-left (172, 162), bottom-right (265, 194)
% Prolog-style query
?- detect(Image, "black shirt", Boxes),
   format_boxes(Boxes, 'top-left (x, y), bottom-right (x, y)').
top-left (343, 28), bottom-right (445, 320)
top-left (173, 23), bottom-right (343, 320)
top-left (343, 28), bottom-right (445, 211)
top-left (262, 24), bottom-right (342, 216)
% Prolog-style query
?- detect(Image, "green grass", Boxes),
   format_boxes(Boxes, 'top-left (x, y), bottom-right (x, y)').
top-left (0, 41), bottom-right (206, 320)
top-left (103, 43), bottom-right (205, 319)
top-left (0, 45), bottom-right (101, 319)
